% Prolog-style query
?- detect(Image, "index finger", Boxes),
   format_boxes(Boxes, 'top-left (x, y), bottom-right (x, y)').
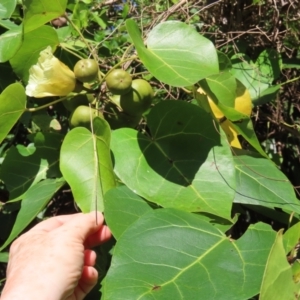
top-left (31, 214), bottom-right (81, 233)
top-left (56, 211), bottom-right (104, 243)
top-left (31, 211), bottom-right (103, 237)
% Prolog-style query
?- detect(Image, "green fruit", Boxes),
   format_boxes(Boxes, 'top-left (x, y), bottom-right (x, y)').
top-left (104, 102), bottom-right (141, 130)
top-left (106, 69), bottom-right (132, 95)
top-left (69, 105), bottom-right (102, 129)
top-left (74, 59), bottom-right (98, 83)
top-left (110, 94), bottom-right (121, 108)
top-left (63, 94), bottom-right (94, 112)
top-left (119, 79), bottom-right (154, 116)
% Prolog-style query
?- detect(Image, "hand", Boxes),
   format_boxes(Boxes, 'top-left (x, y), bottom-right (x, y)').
top-left (1, 212), bottom-right (111, 300)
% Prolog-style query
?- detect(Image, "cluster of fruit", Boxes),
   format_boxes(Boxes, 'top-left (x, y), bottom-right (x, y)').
top-left (104, 69), bottom-right (154, 129)
top-left (63, 59), bottom-right (100, 129)
top-left (63, 59), bottom-right (154, 130)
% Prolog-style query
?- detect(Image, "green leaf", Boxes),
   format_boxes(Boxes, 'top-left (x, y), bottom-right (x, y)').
top-left (283, 222), bottom-right (300, 255)
top-left (282, 58), bottom-right (300, 69)
top-left (230, 118), bottom-right (267, 158)
top-left (230, 51), bottom-right (281, 103)
top-left (126, 19), bottom-right (219, 87)
top-left (102, 209), bottom-right (276, 299)
top-left (0, 252), bottom-right (8, 263)
top-left (0, 132), bottom-right (62, 199)
top-left (0, 83), bottom-right (26, 145)
top-left (217, 51), bottom-right (232, 71)
top-left (0, 178), bottom-right (66, 251)
top-left (0, 0), bottom-right (17, 19)
top-left (199, 72), bottom-right (241, 120)
top-left (233, 151), bottom-right (300, 214)
top-left (60, 118), bottom-right (116, 213)
top-left (104, 185), bottom-right (153, 240)
top-left (259, 230), bottom-right (298, 300)
top-left (198, 75), bottom-right (267, 157)
top-left (205, 72), bottom-right (237, 108)
top-left (23, 0), bottom-right (67, 32)
top-left (0, 26), bottom-right (23, 62)
top-left (252, 84), bottom-right (281, 106)
top-left (291, 261), bottom-right (300, 293)
top-left (111, 100), bottom-right (235, 220)
top-left (256, 49), bottom-right (282, 84)
top-left (0, 19), bottom-right (19, 30)
top-left (9, 25), bottom-right (59, 83)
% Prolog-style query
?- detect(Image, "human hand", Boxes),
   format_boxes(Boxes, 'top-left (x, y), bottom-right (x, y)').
top-left (1, 212), bottom-right (111, 300)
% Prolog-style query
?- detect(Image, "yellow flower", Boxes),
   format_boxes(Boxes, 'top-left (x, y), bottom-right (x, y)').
top-left (26, 46), bottom-right (76, 98)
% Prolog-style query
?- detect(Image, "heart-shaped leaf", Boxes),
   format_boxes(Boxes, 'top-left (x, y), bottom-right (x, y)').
top-left (111, 101), bottom-right (235, 220)
top-left (102, 208), bottom-right (276, 299)
top-left (126, 19), bottom-right (219, 87)
top-left (230, 51), bottom-right (281, 103)
top-left (10, 25), bottom-right (59, 82)
top-left (0, 83), bottom-right (26, 145)
top-left (60, 117), bottom-right (116, 213)
top-left (0, 26), bottom-right (22, 62)
top-left (233, 151), bottom-right (300, 214)
top-left (23, 0), bottom-right (67, 32)
top-left (104, 185), bottom-right (153, 239)
top-left (201, 72), bottom-right (237, 109)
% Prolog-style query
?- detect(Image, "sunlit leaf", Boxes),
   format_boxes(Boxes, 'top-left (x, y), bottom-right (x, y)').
top-left (23, 0), bottom-right (67, 32)
top-left (126, 19), bottom-right (219, 87)
top-left (230, 50), bottom-right (281, 103)
top-left (233, 150), bottom-right (300, 214)
top-left (102, 209), bottom-right (276, 299)
top-left (60, 118), bottom-right (116, 213)
top-left (283, 222), bottom-right (300, 255)
top-left (201, 72), bottom-right (237, 111)
top-left (220, 119), bottom-right (242, 149)
top-left (111, 101), bottom-right (235, 220)
top-left (0, 0), bottom-right (17, 19)
top-left (256, 49), bottom-right (282, 84)
top-left (10, 25), bottom-right (59, 82)
top-left (0, 83), bottom-right (26, 145)
top-left (0, 19), bottom-right (18, 30)
top-left (259, 230), bottom-right (298, 300)
top-left (0, 26), bottom-right (22, 62)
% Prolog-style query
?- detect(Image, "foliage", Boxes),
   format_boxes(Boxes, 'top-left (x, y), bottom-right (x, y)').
top-left (1, 0), bottom-right (300, 299)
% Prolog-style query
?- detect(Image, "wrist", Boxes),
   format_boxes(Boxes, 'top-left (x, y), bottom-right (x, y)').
top-left (1, 278), bottom-right (63, 300)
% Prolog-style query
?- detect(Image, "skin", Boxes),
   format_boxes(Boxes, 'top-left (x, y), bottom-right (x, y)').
top-left (1, 212), bottom-right (111, 300)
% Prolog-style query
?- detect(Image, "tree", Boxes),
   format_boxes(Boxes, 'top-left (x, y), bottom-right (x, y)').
top-left (1, 1), bottom-right (300, 299)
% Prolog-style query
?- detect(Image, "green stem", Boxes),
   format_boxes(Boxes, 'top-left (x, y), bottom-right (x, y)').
top-left (121, 44), bottom-right (134, 63)
top-left (26, 96), bottom-right (69, 112)
top-left (281, 76), bottom-right (300, 86)
top-left (65, 15), bottom-right (95, 59)
top-left (65, 15), bottom-right (102, 82)
top-left (60, 43), bottom-right (85, 60)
